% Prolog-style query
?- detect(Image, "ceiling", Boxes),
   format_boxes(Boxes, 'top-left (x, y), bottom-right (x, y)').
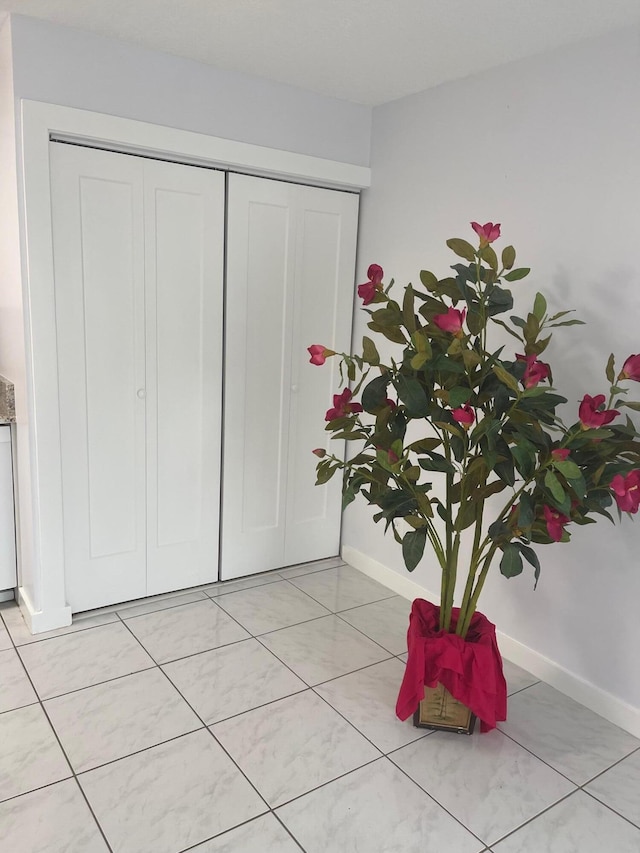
top-left (2, 0), bottom-right (640, 105)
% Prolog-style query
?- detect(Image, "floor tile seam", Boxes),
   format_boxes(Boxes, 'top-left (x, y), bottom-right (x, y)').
top-left (201, 577), bottom-right (283, 601)
top-left (309, 685), bottom-right (387, 758)
top-left (270, 754), bottom-right (385, 811)
top-left (7, 646), bottom-right (116, 852)
top-left (123, 593), bottom-right (229, 624)
top-left (579, 742), bottom-right (640, 787)
top-left (381, 754), bottom-right (488, 848)
top-left (21, 661), bottom-right (159, 704)
top-left (495, 724), bottom-right (585, 787)
top-left (333, 594), bottom-right (404, 616)
top-left (333, 609), bottom-right (406, 655)
top-left (2, 615), bottom-right (121, 647)
top-left (505, 681), bottom-right (541, 697)
top-left (201, 684), bottom-right (310, 727)
top-left (116, 615), bottom-right (275, 819)
top-left (214, 592), bottom-right (334, 635)
top-left (0, 697), bottom-right (40, 716)
top-left (580, 785), bottom-right (640, 832)
top-left (285, 575), bottom-right (399, 612)
top-left (481, 788), bottom-right (588, 848)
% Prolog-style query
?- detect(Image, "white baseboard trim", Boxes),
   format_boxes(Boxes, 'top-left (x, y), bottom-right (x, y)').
top-left (17, 586), bottom-right (72, 634)
top-left (341, 545), bottom-right (640, 738)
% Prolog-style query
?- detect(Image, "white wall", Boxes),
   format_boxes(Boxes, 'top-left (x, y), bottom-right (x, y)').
top-left (9, 14), bottom-right (371, 166)
top-left (346, 27), bottom-right (640, 713)
top-left (0, 16), bottom-right (35, 603)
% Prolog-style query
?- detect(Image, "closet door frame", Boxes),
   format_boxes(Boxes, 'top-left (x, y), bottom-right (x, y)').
top-left (17, 99), bottom-right (369, 633)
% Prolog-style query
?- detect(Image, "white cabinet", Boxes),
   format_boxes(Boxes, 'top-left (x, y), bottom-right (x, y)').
top-left (0, 426), bottom-right (17, 592)
top-left (50, 143), bottom-right (225, 611)
top-left (222, 174), bottom-right (359, 579)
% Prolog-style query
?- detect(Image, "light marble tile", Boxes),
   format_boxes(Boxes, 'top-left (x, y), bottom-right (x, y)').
top-left (214, 581), bottom-right (330, 635)
top-left (0, 616), bottom-right (12, 650)
top-left (0, 779), bottom-right (109, 853)
top-left (398, 652), bottom-right (408, 663)
top-left (117, 589), bottom-right (207, 619)
top-left (0, 704), bottom-right (71, 801)
top-left (163, 638), bottom-right (306, 724)
top-left (212, 690), bottom-right (380, 807)
top-left (492, 790), bottom-right (640, 853)
top-left (18, 622), bottom-right (154, 700)
top-left (277, 557), bottom-right (346, 579)
top-left (189, 814), bottom-right (301, 852)
top-left (259, 615), bottom-right (390, 685)
top-left (501, 660), bottom-right (538, 695)
top-left (80, 729), bottom-right (266, 853)
top-left (125, 598), bottom-right (249, 664)
top-left (203, 573), bottom-right (283, 598)
top-left (288, 565), bottom-right (396, 612)
top-left (277, 758), bottom-right (482, 853)
top-left (499, 682), bottom-right (640, 784)
top-left (339, 596), bottom-right (411, 654)
top-left (585, 747), bottom-right (640, 827)
top-left (1, 602), bottom-right (118, 646)
top-left (391, 728), bottom-right (575, 845)
top-left (315, 658), bottom-right (429, 753)
top-left (0, 647), bottom-right (38, 713)
top-left (45, 668), bottom-right (202, 772)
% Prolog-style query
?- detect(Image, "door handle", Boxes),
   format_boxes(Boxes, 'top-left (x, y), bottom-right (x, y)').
top-left (137, 388), bottom-right (146, 399)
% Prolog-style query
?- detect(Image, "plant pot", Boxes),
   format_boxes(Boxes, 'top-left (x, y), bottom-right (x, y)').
top-left (413, 682), bottom-right (477, 735)
top-left (396, 599), bottom-right (507, 734)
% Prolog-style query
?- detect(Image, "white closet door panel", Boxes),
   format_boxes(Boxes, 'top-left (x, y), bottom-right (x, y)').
top-left (144, 160), bottom-right (225, 594)
top-left (222, 174), bottom-right (296, 578)
top-left (285, 188), bottom-right (359, 565)
top-left (51, 143), bottom-right (147, 611)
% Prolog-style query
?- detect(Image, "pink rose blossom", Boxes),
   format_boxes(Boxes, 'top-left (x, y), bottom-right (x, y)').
top-left (551, 448), bottom-right (570, 461)
top-left (471, 221), bottom-right (501, 245)
top-left (578, 394), bottom-right (619, 429)
top-left (325, 388), bottom-right (363, 422)
top-left (452, 404), bottom-right (475, 428)
top-left (367, 263), bottom-right (384, 285)
top-left (433, 306), bottom-right (466, 335)
top-left (610, 470), bottom-right (640, 514)
top-left (516, 353), bottom-right (551, 389)
top-left (543, 505), bottom-right (570, 542)
top-left (312, 448), bottom-right (327, 458)
top-left (308, 344), bottom-right (334, 366)
top-left (357, 263), bottom-right (384, 305)
top-left (620, 354), bottom-right (640, 382)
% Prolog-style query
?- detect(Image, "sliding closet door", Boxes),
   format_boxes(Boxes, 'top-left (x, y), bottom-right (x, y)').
top-left (51, 143), bottom-right (147, 611)
top-left (222, 175), bottom-right (297, 576)
top-left (284, 185), bottom-right (359, 565)
top-left (222, 174), bottom-right (358, 579)
top-left (144, 160), bottom-right (225, 594)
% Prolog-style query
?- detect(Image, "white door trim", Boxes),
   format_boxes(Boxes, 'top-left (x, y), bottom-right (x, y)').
top-left (17, 99), bottom-right (369, 632)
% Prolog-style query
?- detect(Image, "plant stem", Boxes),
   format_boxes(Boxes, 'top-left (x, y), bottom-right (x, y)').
top-left (456, 498), bottom-right (485, 635)
top-left (457, 542), bottom-right (498, 638)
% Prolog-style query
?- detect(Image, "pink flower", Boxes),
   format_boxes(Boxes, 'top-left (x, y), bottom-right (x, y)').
top-left (308, 344), bottom-right (334, 366)
top-left (610, 470), bottom-right (640, 513)
top-left (516, 353), bottom-right (551, 389)
top-left (452, 404), bottom-right (475, 428)
top-left (543, 505), bottom-right (570, 542)
top-left (578, 394), bottom-right (619, 429)
top-left (325, 388), bottom-right (363, 422)
top-left (357, 264), bottom-right (384, 305)
top-left (311, 448), bottom-right (326, 458)
top-left (367, 263), bottom-right (384, 285)
top-left (471, 221), bottom-right (501, 245)
top-left (385, 398), bottom-right (397, 410)
top-left (433, 306), bottom-right (466, 335)
top-left (551, 448), bottom-right (570, 461)
top-left (619, 354), bottom-right (640, 382)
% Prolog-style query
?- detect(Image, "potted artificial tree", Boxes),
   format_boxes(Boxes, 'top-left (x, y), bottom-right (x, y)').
top-left (308, 222), bottom-right (640, 734)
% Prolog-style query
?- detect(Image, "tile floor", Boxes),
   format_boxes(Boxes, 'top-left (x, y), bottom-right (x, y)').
top-left (1, 557), bottom-right (639, 852)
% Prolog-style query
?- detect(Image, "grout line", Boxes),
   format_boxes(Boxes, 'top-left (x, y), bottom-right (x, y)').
top-left (579, 743), bottom-right (640, 787)
top-left (1, 626), bottom-right (115, 852)
top-left (484, 789), bottom-right (580, 848)
top-left (580, 787), bottom-right (640, 833)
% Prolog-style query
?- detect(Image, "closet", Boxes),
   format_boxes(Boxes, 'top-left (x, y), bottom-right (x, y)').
top-left (49, 143), bottom-right (358, 611)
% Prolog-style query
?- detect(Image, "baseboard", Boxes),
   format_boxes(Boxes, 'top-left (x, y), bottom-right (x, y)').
top-left (17, 586), bottom-right (72, 634)
top-left (341, 544), bottom-right (640, 738)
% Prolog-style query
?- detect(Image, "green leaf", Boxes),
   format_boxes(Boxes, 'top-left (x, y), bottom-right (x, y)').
top-left (480, 245), bottom-right (498, 271)
top-left (501, 245), bottom-right (516, 270)
top-left (492, 364), bottom-right (520, 394)
top-left (402, 528), bottom-right (427, 571)
top-left (500, 544), bottom-right (524, 578)
top-left (491, 317), bottom-right (523, 341)
top-left (455, 499), bottom-right (477, 532)
top-left (554, 459), bottom-right (581, 480)
top-left (518, 492), bottom-right (535, 528)
top-left (606, 353), bottom-right (615, 384)
top-left (410, 352), bottom-right (430, 370)
top-left (449, 386), bottom-right (473, 408)
top-left (419, 270), bottom-right (438, 291)
top-left (411, 330), bottom-right (432, 355)
top-left (361, 375), bottom-right (389, 413)
top-left (516, 543), bottom-right (541, 588)
top-left (485, 285), bottom-right (514, 318)
top-left (504, 267), bottom-right (531, 282)
top-left (395, 375), bottom-right (430, 417)
top-left (367, 321), bottom-right (406, 345)
top-left (548, 319), bottom-right (585, 327)
top-left (533, 292), bottom-right (547, 322)
top-left (402, 285), bottom-right (417, 333)
top-left (619, 401), bottom-right (640, 412)
top-left (544, 470), bottom-right (565, 504)
top-left (362, 336), bottom-right (380, 366)
top-left (446, 238), bottom-right (477, 262)
top-left (511, 443), bottom-right (536, 479)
